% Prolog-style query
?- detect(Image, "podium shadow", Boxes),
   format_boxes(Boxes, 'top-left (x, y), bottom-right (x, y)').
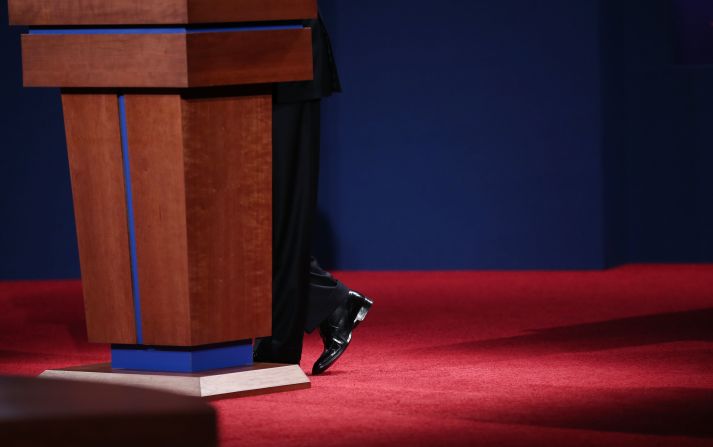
top-left (477, 386), bottom-right (713, 438)
top-left (8, 290), bottom-right (88, 347)
top-left (431, 307), bottom-right (713, 359)
top-left (413, 307), bottom-right (713, 438)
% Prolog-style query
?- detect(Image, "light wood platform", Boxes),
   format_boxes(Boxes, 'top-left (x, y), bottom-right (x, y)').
top-left (39, 363), bottom-right (311, 398)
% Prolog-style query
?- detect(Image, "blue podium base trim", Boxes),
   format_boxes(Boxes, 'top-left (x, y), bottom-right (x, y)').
top-left (111, 340), bottom-right (253, 373)
top-left (28, 24), bottom-right (303, 35)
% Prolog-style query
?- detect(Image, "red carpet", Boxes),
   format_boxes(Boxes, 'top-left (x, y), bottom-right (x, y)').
top-left (1, 264), bottom-right (713, 446)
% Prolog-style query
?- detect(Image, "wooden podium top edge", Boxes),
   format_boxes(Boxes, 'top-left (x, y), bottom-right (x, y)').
top-left (8, 0), bottom-right (317, 26)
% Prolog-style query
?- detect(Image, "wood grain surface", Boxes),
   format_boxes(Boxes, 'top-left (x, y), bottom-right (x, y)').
top-left (21, 29), bottom-right (312, 88)
top-left (39, 363), bottom-right (310, 399)
top-left (8, 0), bottom-right (186, 25)
top-left (22, 34), bottom-right (188, 88)
top-left (187, 28), bottom-right (313, 86)
top-left (9, 0), bottom-right (316, 25)
top-left (181, 92), bottom-right (272, 345)
top-left (124, 95), bottom-right (192, 346)
top-left (123, 92), bottom-right (272, 345)
top-left (61, 93), bottom-right (137, 344)
top-left (187, 0), bottom-right (316, 24)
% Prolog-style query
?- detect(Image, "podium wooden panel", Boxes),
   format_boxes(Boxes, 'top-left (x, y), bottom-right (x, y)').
top-left (122, 94), bottom-right (193, 345)
top-left (60, 90), bottom-right (274, 347)
top-left (62, 93), bottom-right (137, 344)
top-left (9, 0), bottom-right (315, 388)
top-left (121, 92), bottom-right (272, 346)
top-left (178, 93), bottom-right (272, 345)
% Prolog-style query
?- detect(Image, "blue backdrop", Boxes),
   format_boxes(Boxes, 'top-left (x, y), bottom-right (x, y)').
top-left (1, 0), bottom-right (712, 278)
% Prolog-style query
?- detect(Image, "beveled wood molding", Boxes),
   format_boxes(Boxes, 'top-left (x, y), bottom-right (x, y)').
top-left (8, 0), bottom-right (317, 26)
top-left (21, 28), bottom-right (313, 88)
top-left (22, 34), bottom-right (190, 88)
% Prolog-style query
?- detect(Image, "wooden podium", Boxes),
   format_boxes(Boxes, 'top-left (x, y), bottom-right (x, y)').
top-left (8, 0), bottom-right (316, 397)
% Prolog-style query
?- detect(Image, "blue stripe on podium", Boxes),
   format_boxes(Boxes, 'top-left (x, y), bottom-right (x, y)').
top-left (118, 95), bottom-right (144, 344)
top-left (187, 25), bottom-right (303, 33)
top-left (27, 24), bottom-right (303, 35)
top-left (111, 341), bottom-right (254, 373)
top-left (28, 28), bottom-right (186, 35)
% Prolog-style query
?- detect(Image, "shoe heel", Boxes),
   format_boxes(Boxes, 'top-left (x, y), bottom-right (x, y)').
top-left (355, 297), bottom-right (373, 324)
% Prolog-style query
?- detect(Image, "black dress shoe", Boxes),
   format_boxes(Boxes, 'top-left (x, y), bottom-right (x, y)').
top-left (312, 290), bottom-right (373, 375)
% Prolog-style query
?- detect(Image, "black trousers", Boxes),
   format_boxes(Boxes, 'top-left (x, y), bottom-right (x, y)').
top-left (255, 99), bottom-right (349, 364)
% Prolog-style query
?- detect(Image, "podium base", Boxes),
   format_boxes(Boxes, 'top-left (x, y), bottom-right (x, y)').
top-left (39, 362), bottom-right (310, 398)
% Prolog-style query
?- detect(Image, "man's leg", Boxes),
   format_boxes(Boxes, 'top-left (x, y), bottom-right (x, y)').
top-left (254, 99), bottom-right (322, 364)
top-left (305, 257), bottom-right (350, 333)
